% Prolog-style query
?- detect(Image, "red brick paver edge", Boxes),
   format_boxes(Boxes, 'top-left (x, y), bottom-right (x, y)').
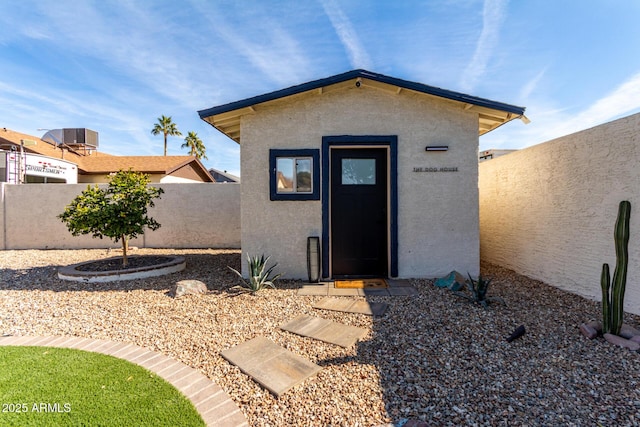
top-left (0, 335), bottom-right (248, 427)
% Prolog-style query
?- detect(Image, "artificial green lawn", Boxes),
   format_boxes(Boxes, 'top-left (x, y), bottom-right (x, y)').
top-left (0, 346), bottom-right (205, 427)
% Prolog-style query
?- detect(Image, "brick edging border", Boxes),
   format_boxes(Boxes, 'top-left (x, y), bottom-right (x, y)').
top-left (0, 335), bottom-right (248, 427)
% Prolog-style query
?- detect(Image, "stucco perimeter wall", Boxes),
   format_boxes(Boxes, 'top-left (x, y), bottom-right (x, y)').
top-left (479, 112), bottom-right (640, 314)
top-left (241, 85), bottom-right (480, 279)
top-left (0, 182), bottom-right (240, 250)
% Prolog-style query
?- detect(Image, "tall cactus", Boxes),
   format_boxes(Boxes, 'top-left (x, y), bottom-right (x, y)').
top-left (601, 263), bottom-right (611, 333)
top-left (601, 200), bottom-right (631, 335)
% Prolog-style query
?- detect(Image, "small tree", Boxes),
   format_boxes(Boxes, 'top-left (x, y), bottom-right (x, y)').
top-left (58, 170), bottom-right (164, 267)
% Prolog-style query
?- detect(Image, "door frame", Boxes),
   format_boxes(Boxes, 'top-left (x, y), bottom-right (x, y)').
top-left (321, 135), bottom-right (398, 279)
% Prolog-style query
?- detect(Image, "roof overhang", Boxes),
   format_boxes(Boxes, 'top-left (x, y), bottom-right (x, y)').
top-left (198, 69), bottom-right (527, 144)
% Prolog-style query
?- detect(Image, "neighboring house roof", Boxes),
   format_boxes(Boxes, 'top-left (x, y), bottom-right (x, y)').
top-left (79, 156), bottom-right (212, 177)
top-left (0, 128), bottom-right (214, 182)
top-left (208, 168), bottom-right (240, 183)
top-left (198, 69), bottom-right (528, 143)
top-left (0, 128), bottom-right (111, 162)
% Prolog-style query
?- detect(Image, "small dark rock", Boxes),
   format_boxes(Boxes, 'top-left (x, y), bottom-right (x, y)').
top-left (580, 323), bottom-right (598, 340)
top-left (507, 325), bottom-right (526, 342)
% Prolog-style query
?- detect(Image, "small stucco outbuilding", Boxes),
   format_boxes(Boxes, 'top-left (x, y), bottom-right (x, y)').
top-left (199, 69), bottom-right (525, 279)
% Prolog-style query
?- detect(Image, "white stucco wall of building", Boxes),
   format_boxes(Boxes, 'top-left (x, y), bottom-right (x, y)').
top-left (240, 84), bottom-right (480, 279)
top-left (0, 182), bottom-right (240, 250)
top-left (479, 112), bottom-right (640, 314)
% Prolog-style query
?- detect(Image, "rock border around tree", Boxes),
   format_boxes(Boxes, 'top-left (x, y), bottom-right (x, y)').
top-left (58, 255), bottom-right (186, 283)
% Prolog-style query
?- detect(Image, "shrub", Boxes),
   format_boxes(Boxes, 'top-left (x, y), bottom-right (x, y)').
top-left (453, 273), bottom-right (505, 308)
top-left (228, 254), bottom-right (282, 293)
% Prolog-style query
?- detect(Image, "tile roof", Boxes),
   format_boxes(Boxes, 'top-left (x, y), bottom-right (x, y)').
top-left (78, 156), bottom-right (202, 174)
top-left (0, 128), bottom-right (110, 163)
top-left (0, 128), bottom-right (214, 182)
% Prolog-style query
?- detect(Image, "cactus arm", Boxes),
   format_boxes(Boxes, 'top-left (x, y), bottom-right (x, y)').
top-left (601, 263), bottom-right (611, 333)
top-left (610, 200), bottom-right (631, 336)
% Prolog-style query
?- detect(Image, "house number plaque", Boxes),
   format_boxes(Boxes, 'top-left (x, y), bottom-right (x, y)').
top-left (413, 166), bottom-right (459, 172)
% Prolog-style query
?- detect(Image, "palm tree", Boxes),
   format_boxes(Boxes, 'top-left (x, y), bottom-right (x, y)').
top-left (151, 115), bottom-right (182, 156)
top-left (181, 131), bottom-right (208, 160)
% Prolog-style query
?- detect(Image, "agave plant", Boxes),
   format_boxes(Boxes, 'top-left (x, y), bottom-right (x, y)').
top-left (228, 254), bottom-right (282, 293)
top-left (453, 273), bottom-right (504, 308)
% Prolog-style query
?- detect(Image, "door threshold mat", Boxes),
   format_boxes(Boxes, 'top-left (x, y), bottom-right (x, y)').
top-left (334, 278), bottom-right (387, 289)
top-left (280, 315), bottom-right (368, 348)
top-left (220, 336), bottom-right (321, 398)
top-left (313, 297), bottom-right (388, 316)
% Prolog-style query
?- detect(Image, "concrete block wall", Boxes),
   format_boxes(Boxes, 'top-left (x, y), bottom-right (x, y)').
top-left (479, 112), bottom-right (640, 315)
top-left (0, 182), bottom-right (240, 250)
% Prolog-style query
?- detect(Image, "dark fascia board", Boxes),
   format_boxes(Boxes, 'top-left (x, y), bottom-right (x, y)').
top-left (198, 69), bottom-right (526, 119)
top-left (166, 158), bottom-right (215, 182)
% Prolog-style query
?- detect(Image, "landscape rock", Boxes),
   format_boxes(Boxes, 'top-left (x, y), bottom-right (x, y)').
top-left (506, 324), bottom-right (526, 342)
top-left (171, 279), bottom-right (208, 298)
top-left (434, 271), bottom-right (466, 291)
top-left (586, 320), bottom-right (602, 334)
top-left (630, 335), bottom-right (640, 344)
top-left (619, 323), bottom-right (640, 339)
top-left (603, 333), bottom-right (640, 351)
top-left (580, 323), bottom-right (598, 340)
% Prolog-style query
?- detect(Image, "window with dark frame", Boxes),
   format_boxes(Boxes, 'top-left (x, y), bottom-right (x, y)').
top-left (269, 149), bottom-right (320, 201)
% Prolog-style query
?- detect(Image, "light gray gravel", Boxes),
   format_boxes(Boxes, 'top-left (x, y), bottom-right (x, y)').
top-left (2, 248), bottom-right (640, 426)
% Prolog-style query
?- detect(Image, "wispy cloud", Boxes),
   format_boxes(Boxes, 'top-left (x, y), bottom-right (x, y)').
top-left (190, 1), bottom-right (313, 88)
top-left (519, 67), bottom-right (547, 100)
top-left (459, 0), bottom-right (508, 92)
top-left (321, 0), bottom-right (373, 69)
top-left (482, 70), bottom-right (640, 150)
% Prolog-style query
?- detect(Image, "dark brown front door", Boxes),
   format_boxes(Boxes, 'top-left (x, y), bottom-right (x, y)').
top-left (330, 148), bottom-right (388, 278)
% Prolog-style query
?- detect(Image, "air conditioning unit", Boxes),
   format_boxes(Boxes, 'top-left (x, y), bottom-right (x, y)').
top-left (62, 128), bottom-right (99, 148)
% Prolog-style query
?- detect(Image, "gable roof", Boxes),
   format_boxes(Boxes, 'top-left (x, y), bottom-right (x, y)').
top-left (79, 156), bottom-right (214, 182)
top-left (208, 168), bottom-right (240, 183)
top-left (198, 69), bottom-right (527, 143)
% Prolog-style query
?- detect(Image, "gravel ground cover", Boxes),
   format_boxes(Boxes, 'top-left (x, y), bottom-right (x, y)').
top-left (2, 248), bottom-right (640, 426)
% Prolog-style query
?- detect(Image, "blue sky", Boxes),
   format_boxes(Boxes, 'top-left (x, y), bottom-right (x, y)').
top-left (1, 1), bottom-right (640, 177)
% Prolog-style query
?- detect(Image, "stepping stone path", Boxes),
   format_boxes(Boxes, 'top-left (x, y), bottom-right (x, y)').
top-left (221, 282), bottom-right (415, 397)
top-left (280, 315), bottom-right (367, 348)
top-left (220, 337), bottom-right (322, 398)
top-left (313, 296), bottom-right (388, 316)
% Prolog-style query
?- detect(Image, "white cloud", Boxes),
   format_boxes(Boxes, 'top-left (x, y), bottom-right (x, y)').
top-left (459, 0), bottom-right (508, 92)
top-left (321, 0), bottom-right (373, 69)
top-left (190, 1), bottom-right (313, 88)
top-left (519, 67), bottom-right (547, 100)
top-left (567, 71), bottom-right (640, 130)
top-left (482, 70), bottom-right (640, 150)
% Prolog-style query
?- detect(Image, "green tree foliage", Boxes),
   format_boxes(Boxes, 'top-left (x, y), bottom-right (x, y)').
top-left (58, 170), bottom-right (164, 266)
top-left (151, 115), bottom-right (182, 156)
top-left (181, 131), bottom-right (208, 160)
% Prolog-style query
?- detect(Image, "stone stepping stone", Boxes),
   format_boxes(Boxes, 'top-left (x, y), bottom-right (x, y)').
top-left (280, 315), bottom-right (367, 348)
top-left (313, 297), bottom-right (388, 316)
top-left (220, 336), bottom-right (321, 398)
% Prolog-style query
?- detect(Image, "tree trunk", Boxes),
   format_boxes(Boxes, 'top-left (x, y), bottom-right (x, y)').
top-left (164, 133), bottom-right (167, 156)
top-left (121, 236), bottom-right (129, 267)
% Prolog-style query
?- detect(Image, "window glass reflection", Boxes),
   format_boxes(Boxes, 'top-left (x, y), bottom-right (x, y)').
top-left (341, 158), bottom-right (376, 185)
top-left (296, 158), bottom-right (312, 192)
top-left (276, 158), bottom-right (294, 192)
